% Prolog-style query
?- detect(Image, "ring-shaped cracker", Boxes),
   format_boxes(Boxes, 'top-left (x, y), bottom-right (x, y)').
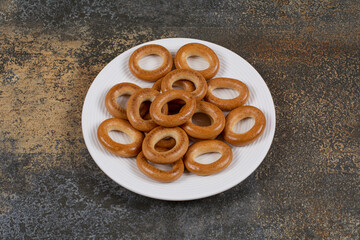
top-left (182, 101), bottom-right (225, 139)
top-left (97, 118), bottom-right (144, 157)
top-left (161, 69), bottom-right (207, 101)
top-left (174, 43), bottom-right (219, 80)
top-left (150, 89), bottom-right (196, 127)
top-left (205, 78), bottom-right (249, 111)
top-left (105, 83), bottom-right (141, 119)
top-left (142, 126), bottom-right (189, 164)
top-left (136, 151), bottom-right (184, 182)
top-left (184, 140), bottom-right (232, 175)
top-left (129, 44), bottom-right (173, 82)
top-left (126, 88), bottom-right (168, 132)
top-left (223, 106), bottom-right (266, 146)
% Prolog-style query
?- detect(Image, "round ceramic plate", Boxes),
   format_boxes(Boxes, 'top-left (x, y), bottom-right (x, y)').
top-left (82, 38), bottom-right (276, 201)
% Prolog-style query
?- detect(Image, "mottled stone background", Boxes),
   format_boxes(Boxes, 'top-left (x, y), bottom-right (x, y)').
top-left (0, 0), bottom-right (359, 239)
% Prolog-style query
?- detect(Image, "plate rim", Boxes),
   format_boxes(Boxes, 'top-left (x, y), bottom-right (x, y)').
top-left (81, 37), bottom-right (276, 201)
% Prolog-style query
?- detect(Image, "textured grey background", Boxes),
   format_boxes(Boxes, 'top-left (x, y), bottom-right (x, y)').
top-left (0, 0), bottom-right (359, 239)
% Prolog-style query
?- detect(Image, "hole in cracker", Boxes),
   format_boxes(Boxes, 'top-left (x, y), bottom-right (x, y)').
top-left (186, 55), bottom-right (209, 70)
top-left (212, 88), bottom-right (239, 99)
top-left (167, 99), bottom-right (185, 115)
top-left (195, 152), bottom-right (222, 164)
top-left (192, 112), bottom-right (212, 126)
top-left (108, 130), bottom-right (133, 144)
top-left (147, 161), bottom-right (173, 171)
top-left (138, 54), bottom-right (163, 70)
top-left (140, 101), bottom-right (152, 119)
top-left (172, 80), bottom-right (195, 91)
top-left (155, 137), bottom-right (176, 150)
top-left (116, 94), bottom-right (130, 109)
top-left (233, 117), bottom-right (255, 134)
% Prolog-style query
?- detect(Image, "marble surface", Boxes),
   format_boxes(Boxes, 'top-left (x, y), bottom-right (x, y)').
top-left (0, 0), bottom-right (359, 238)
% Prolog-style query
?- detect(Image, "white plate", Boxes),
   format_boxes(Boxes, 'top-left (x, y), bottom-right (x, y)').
top-left (82, 38), bottom-right (276, 201)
